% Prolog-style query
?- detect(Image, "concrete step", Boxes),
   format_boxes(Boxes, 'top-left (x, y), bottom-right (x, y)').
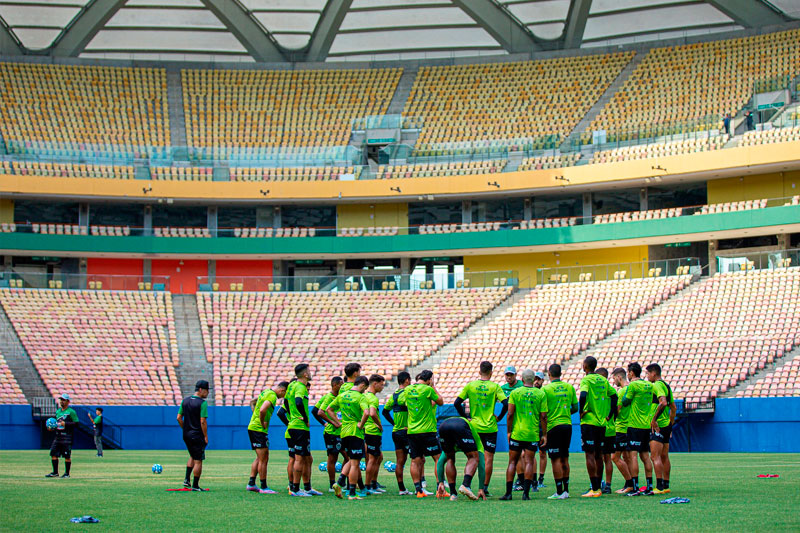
top-left (166, 68), bottom-right (187, 148)
top-left (387, 66), bottom-right (418, 115)
top-left (172, 294), bottom-right (215, 404)
top-left (0, 303), bottom-right (49, 401)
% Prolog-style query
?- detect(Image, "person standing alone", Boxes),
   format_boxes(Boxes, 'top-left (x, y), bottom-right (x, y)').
top-left (46, 393), bottom-right (79, 478)
top-left (177, 380), bottom-right (210, 491)
top-left (88, 407), bottom-right (103, 457)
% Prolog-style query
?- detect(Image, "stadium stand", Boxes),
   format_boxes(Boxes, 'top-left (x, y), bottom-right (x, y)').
top-left (562, 270), bottom-right (800, 404)
top-left (152, 167), bottom-right (213, 181)
top-left (432, 276), bottom-right (693, 399)
top-left (0, 289), bottom-right (182, 405)
top-left (0, 63), bottom-right (169, 151)
top-left (584, 29), bottom-right (800, 142)
top-left (154, 227), bottom-right (210, 238)
top-left (739, 126), bottom-right (800, 147)
top-left (0, 351), bottom-right (27, 404)
top-left (740, 351), bottom-right (800, 397)
top-left (182, 68), bottom-right (402, 149)
top-left (232, 227), bottom-right (315, 238)
top-left (518, 154), bottom-right (582, 171)
top-left (196, 288), bottom-right (513, 404)
top-left (375, 160), bottom-right (506, 179)
top-left (2, 161), bottom-right (135, 180)
top-left (230, 166), bottom-right (362, 182)
top-left (405, 52), bottom-right (634, 152)
top-left (34, 224), bottom-right (88, 236)
top-left (589, 135), bottom-right (729, 164)
top-left (338, 227), bottom-right (398, 237)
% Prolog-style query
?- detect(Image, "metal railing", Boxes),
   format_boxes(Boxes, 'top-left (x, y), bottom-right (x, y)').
top-left (716, 247), bottom-right (800, 274)
top-left (537, 257), bottom-right (701, 285)
top-left (71, 405), bottom-right (123, 450)
top-left (0, 272), bottom-right (171, 291)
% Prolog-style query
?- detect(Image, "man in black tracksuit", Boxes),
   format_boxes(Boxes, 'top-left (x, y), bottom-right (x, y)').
top-left (178, 380), bottom-right (210, 491)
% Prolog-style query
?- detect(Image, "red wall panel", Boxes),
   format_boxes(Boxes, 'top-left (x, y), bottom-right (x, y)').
top-left (215, 260), bottom-right (272, 291)
top-left (86, 258), bottom-right (143, 276)
top-left (151, 259), bottom-right (207, 294)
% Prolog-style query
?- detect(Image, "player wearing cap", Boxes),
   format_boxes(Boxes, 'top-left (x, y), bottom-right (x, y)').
top-left (177, 380), bottom-right (210, 491)
top-left (532, 371), bottom-right (549, 489)
top-left (45, 393), bottom-right (79, 478)
top-left (501, 369), bottom-right (548, 501)
top-left (454, 361), bottom-right (508, 496)
top-left (435, 417), bottom-right (487, 501)
top-left (646, 363), bottom-right (675, 494)
top-left (543, 364), bottom-right (578, 500)
top-left (383, 371), bottom-right (412, 495)
top-left (363, 374), bottom-right (386, 494)
top-left (579, 356), bottom-right (617, 498)
top-left (285, 364), bottom-right (321, 497)
top-left (501, 366), bottom-right (525, 491)
top-left (405, 370), bottom-right (444, 498)
top-left (621, 362), bottom-right (655, 495)
top-left (326, 376), bottom-right (371, 500)
top-left (312, 376), bottom-right (346, 492)
top-left (246, 381), bottom-right (288, 494)
top-left (611, 367), bottom-right (634, 494)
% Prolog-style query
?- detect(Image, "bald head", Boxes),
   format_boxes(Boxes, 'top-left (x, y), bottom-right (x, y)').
top-left (521, 369), bottom-right (535, 385)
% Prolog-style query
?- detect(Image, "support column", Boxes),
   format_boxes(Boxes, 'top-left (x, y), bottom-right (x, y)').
top-left (708, 240), bottom-right (718, 276)
top-left (523, 198), bottom-right (532, 221)
top-left (582, 193), bottom-right (593, 224)
top-left (336, 259), bottom-right (346, 291)
top-left (448, 263), bottom-right (455, 289)
top-left (639, 188), bottom-right (648, 212)
top-left (79, 203), bottom-right (90, 231)
top-left (461, 200), bottom-right (472, 224)
top-left (207, 206), bottom-right (218, 236)
top-left (778, 233), bottom-right (789, 250)
top-left (143, 259), bottom-right (152, 283)
top-left (273, 206), bottom-right (282, 229)
top-left (208, 260), bottom-right (216, 285)
top-left (400, 257), bottom-right (410, 290)
top-left (143, 205), bottom-right (153, 236)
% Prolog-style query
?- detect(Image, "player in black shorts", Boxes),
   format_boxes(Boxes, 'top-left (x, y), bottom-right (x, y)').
top-left (383, 372), bottom-right (412, 495)
top-left (436, 417), bottom-right (487, 501)
top-left (46, 393), bottom-right (79, 478)
top-left (177, 380), bottom-right (210, 491)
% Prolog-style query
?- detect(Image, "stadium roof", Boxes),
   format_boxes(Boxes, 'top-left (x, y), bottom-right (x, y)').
top-left (0, 0), bottom-right (798, 63)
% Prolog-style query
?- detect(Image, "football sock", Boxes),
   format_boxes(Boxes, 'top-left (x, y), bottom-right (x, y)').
top-left (329, 479), bottom-right (335, 488)
top-left (516, 473), bottom-right (524, 485)
top-left (624, 478), bottom-right (633, 488)
top-left (538, 474), bottom-right (545, 484)
top-left (65, 461), bottom-right (71, 475)
top-left (449, 482), bottom-right (457, 495)
top-left (646, 477), bottom-right (653, 490)
top-left (357, 478), bottom-right (365, 490)
top-left (664, 480), bottom-right (670, 489)
top-left (51, 459), bottom-right (58, 475)
top-left (564, 477), bottom-right (570, 493)
top-left (656, 478), bottom-right (664, 490)
top-left (248, 476), bottom-right (256, 486)
top-left (260, 479), bottom-right (267, 489)
top-left (462, 474), bottom-right (473, 489)
top-left (349, 485), bottom-right (356, 497)
top-left (632, 477), bottom-right (639, 490)
top-left (337, 474), bottom-right (347, 487)
top-left (414, 481), bottom-right (423, 494)
top-left (505, 481), bottom-right (513, 496)
top-left (398, 481), bottom-right (406, 492)
top-left (590, 476), bottom-right (601, 491)
top-left (192, 475), bottom-right (200, 489)
top-left (290, 482), bottom-right (298, 492)
top-left (555, 479), bottom-right (564, 494)
top-left (522, 479), bottom-right (532, 496)
top-left (185, 466), bottom-right (192, 483)
top-left (304, 482), bottom-right (312, 491)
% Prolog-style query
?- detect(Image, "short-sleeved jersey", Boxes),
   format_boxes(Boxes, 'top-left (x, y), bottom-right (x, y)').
top-left (542, 380), bottom-right (578, 431)
top-left (341, 381), bottom-right (354, 393)
top-left (405, 383), bottom-right (439, 434)
top-left (458, 380), bottom-right (506, 433)
top-left (509, 386), bottom-right (548, 442)
top-left (623, 379), bottom-right (655, 429)
top-left (286, 381), bottom-right (310, 431)
top-left (315, 393), bottom-right (341, 436)
top-left (579, 373), bottom-right (614, 427)
top-left (501, 379), bottom-right (523, 398)
top-left (383, 388), bottom-right (408, 432)
top-left (652, 380), bottom-right (674, 428)
top-left (178, 395), bottom-right (208, 440)
top-left (363, 391), bottom-right (382, 435)
top-left (55, 407), bottom-right (79, 443)
top-left (328, 388), bottom-right (369, 439)
top-left (248, 388), bottom-right (278, 433)
top-left (452, 417), bottom-right (485, 453)
top-left (615, 385), bottom-right (631, 433)
top-left (604, 386), bottom-right (618, 437)
top-left (93, 415), bottom-right (103, 436)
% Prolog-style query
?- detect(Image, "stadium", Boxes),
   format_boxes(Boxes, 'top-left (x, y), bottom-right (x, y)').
top-left (0, 0), bottom-right (799, 529)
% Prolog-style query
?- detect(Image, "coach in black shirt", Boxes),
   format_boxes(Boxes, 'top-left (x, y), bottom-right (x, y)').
top-left (178, 380), bottom-right (210, 491)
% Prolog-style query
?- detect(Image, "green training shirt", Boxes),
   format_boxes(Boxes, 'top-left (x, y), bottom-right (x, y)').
top-left (623, 379), bottom-right (655, 430)
top-left (457, 380), bottom-right (506, 433)
top-left (604, 386), bottom-right (618, 437)
top-left (652, 380), bottom-right (674, 428)
top-left (248, 388), bottom-right (278, 433)
top-left (383, 388), bottom-right (408, 432)
top-left (363, 391), bottom-right (382, 435)
top-left (404, 383), bottom-right (439, 435)
top-left (542, 380), bottom-right (578, 432)
top-left (457, 417), bottom-right (485, 453)
top-left (328, 388), bottom-right (369, 439)
top-left (579, 373), bottom-right (614, 427)
top-left (508, 386), bottom-right (548, 443)
top-left (286, 381), bottom-right (310, 431)
top-left (315, 393), bottom-right (341, 436)
top-left (615, 385), bottom-right (631, 434)
top-left (501, 379), bottom-right (523, 398)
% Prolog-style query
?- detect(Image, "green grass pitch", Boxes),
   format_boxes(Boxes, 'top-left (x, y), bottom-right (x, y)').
top-left (1, 450), bottom-right (798, 531)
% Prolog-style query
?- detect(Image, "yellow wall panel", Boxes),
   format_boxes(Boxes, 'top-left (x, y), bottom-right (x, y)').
top-left (337, 203), bottom-right (408, 232)
top-left (707, 170), bottom-right (800, 204)
top-left (0, 199), bottom-right (13, 223)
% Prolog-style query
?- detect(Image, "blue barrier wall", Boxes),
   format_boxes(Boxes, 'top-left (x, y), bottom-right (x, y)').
top-left (2, 398), bottom-right (799, 452)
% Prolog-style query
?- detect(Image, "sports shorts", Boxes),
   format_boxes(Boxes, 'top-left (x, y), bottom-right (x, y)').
top-left (650, 424), bottom-right (672, 444)
top-left (288, 429), bottom-right (311, 457)
top-left (580, 424), bottom-right (605, 453)
top-left (546, 424), bottom-right (572, 459)
top-left (509, 438), bottom-right (538, 453)
top-left (602, 434), bottom-right (616, 455)
top-left (184, 437), bottom-right (206, 461)
top-left (342, 436), bottom-right (365, 461)
top-left (248, 429), bottom-right (269, 450)
top-left (391, 429), bottom-right (410, 454)
top-left (407, 431), bottom-right (441, 459)
top-left (615, 432), bottom-right (630, 452)
top-left (285, 434), bottom-right (295, 458)
top-left (49, 440), bottom-right (72, 459)
top-left (477, 431), bottom-right (498, 453)
top-left (627, 427), bottom-right (651, 452)
top-left (323, 433), bottom-right (342, 456)
top-left (365, 434), bottom-right (383, 457)
top-left (438, 418), bottom-right (478, 455)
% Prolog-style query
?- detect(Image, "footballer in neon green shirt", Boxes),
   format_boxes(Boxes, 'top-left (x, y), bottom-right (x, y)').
top-left (363, 375), bottom-right (387, 494)
top-left (620, 362), bottom-right (655, 494)
top-left (311, 376), bottom-right (345, 488)
top-left (404, 370), bottom-right (444, 497)
top-left (285, 364), bottom-right (317, 496)
top-left (246, 382), bottom-right (287, 493)
top-left (578, 357), bottom-right (617, 496)
top-left (382, 371), bottom-right (412, 495)
top-left (503, 369), bottom-right (549, 500)
top-left (646, 363), bottom-right (676, 494)
top-left (541, 364), bottom-right (578, 498)
top-left (436, 416), bottom-right (487, 501)
top-left (325, 376), bottom-right (371, 499)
